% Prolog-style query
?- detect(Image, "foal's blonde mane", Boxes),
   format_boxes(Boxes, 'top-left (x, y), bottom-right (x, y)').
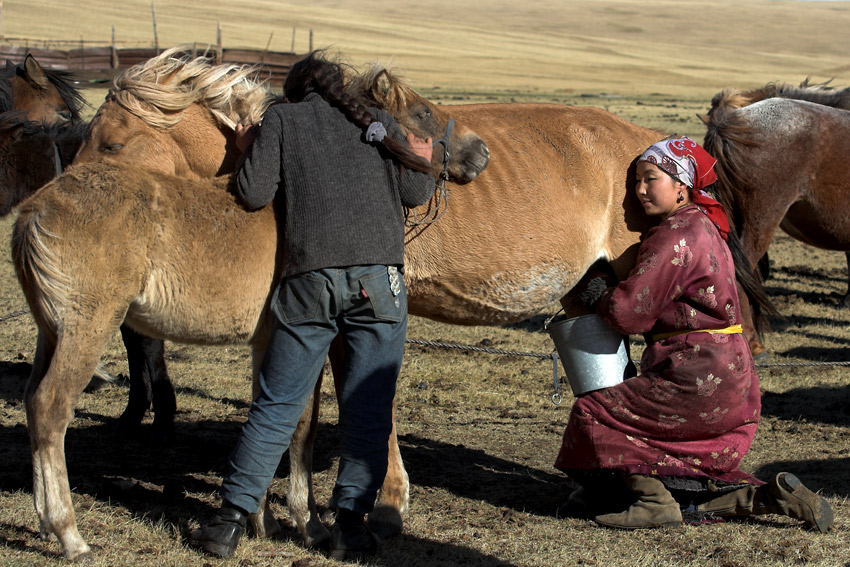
top-left (348, 63), bottom-right (419, 112)
top-left (109, 46), bottom-right (278, 129)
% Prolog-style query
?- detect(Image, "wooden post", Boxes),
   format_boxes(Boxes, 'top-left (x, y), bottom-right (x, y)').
top-left (309, 29), bottom-right (313, 52)
top-left (216, 20), bottom-right (222, 64)
top-left (111, 25), bottom-right (119, 69)
top-left (291, 26), bottom-right (296, 53)
top-left (151, 1), bottom-right (159, 53)
top-left (261, 31), bottom-right (273, 63)
top-left (0, 0), bottom-right (4, 40)
top-left (79, 37), bottom-right (85, 69)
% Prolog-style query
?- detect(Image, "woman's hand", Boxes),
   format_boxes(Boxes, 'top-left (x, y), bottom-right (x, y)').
top-left (407, 133), bottom-right (433, 163)
top-left (235, 123), bottom-right (259, 153)
top-left (575, 266), bottom-right (618, 310)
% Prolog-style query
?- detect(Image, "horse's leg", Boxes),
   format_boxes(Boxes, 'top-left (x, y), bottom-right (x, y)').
top-left (758, 252), bottom-right (771, 282)
top-left (738, 224), bottom-right (781, 358)
top-left (843, 251), bottom-right (850, 308)
top-left (369, 400), bottom-right (409, 538)
top-left (737, 288), bottom-right (766, 357)
top-left (28, 332), bottom-right (59, 544)
top-left (116, 324), bottom-right (176, 443)
top-left (27, 325), bottom-right (114, 561)
top-left (287, 371), bottom-right (330, 547)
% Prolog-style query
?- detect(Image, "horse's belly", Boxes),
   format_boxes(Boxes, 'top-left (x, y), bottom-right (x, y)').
top-left (407, 263), bottom-right (580, 325)
top-left (130, 257), bottom-right (276, 345)
top-left (782, 204), bottom-right (850, 250)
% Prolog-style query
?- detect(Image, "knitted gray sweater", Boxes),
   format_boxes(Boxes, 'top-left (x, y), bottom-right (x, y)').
top-left (235, 93), bottom-right (435, 277)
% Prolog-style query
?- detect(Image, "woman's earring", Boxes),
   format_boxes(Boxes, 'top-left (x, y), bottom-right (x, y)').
top-left (676, 191), bottom-right (684, 203)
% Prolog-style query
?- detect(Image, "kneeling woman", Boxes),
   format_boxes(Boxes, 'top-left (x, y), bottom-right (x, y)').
top-left (555, 137), bottom-right (833, 532)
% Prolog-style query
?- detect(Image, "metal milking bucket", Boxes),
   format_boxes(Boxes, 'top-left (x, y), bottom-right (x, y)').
top-left (546, 313), bottom-right (629, 396)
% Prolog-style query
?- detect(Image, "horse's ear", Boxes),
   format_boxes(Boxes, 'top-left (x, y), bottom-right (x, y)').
top-left (24, 54), bottom-right (50, 90)
top-left (371, 69), bottom-right (393, 106)
top-left (0, 119), bottom-right (27, 142)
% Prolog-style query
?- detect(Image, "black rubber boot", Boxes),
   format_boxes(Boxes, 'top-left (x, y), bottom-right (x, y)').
top-left (187, 504), bottom-right (248, 558)
top-left (329, 508), bottom-right (381, 561)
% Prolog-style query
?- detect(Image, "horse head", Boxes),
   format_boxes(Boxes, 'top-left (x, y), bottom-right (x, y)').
top-left (74, 46), bottom-right (278, 177)
top-left (350, 65), bottom-right (490, 184)
top-left (2, 54), bottom-right (86, 125)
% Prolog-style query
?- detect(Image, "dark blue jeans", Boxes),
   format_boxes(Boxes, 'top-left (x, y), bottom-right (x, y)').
top-left (220, 265), bottom-right (407, 517)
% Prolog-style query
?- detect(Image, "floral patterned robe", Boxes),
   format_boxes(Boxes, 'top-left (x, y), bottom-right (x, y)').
top-left (555, 205), bottom-right (762, 487)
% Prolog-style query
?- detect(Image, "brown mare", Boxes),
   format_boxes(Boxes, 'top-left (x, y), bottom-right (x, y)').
top-left (17, 103), bottom-right (662, 560)
top-left (702, 82), bottom-right (850, 355)
top-left (1, 54), bottom-right (85, 124)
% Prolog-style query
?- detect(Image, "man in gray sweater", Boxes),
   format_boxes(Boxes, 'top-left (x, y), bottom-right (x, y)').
top-left (188, 51), bottom-right (434, 562)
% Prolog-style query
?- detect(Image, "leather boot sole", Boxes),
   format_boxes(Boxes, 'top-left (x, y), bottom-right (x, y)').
top-left (772, 473), bottom-right (834, 533)
top-left (189, 538), bottom-right (237, 559)
top-left (594, 514), bottom-right (682, 530)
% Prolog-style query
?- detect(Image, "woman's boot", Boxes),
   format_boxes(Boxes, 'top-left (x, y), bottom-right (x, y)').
top-left (558, 482), bottom-right (636, 520)
top-left (594, 475), bottom-right (682, 529)
top-left (696, 472), bottom-right (833, 532)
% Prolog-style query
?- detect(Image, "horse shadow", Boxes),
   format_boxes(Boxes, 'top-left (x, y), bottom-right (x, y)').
top-left (760, 382), bottom-right (850, 427)
top-left (397, 433), bottom-right (569, 517)
top-left (0, 410), bottom-right (529, 565)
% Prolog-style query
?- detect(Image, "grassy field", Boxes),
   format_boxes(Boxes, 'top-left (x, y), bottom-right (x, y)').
top-left (3, 0), bottom-right (850, 99)
top-left (1, 1), bottom-right (850, 566)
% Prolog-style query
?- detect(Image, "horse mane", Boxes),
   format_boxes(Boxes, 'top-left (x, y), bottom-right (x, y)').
top-left (109, 46), bottom-right (279, 129)
top-left (347, 62), bottom-right (419, 113)
top-left (0, 110), bottom-right (86, 159)
top-left (709, 80), bottom-right (850, 116)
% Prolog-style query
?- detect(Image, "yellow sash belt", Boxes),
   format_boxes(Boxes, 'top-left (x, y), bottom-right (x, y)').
top-left (652, 324), bottom-right (743, 342)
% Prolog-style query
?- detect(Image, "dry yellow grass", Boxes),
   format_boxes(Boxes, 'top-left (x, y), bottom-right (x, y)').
top-left (3, 0), bottom-right (850, 98)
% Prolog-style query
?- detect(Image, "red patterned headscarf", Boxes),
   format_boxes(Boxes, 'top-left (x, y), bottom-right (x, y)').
top-left (639, 136), bottom-right (730, 240)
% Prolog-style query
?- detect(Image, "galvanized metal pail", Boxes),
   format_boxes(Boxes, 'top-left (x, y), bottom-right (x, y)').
top-left (547, 313), bottom-right (628, 396)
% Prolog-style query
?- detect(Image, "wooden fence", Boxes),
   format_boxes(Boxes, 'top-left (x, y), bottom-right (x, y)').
top-left (0, 43), bottom-right (302, 85)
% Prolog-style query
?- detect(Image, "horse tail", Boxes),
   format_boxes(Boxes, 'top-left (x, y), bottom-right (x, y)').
top-left (11, 189), bottom-right (71, 343)
top-left (703, 105), bottom-right (779, 333)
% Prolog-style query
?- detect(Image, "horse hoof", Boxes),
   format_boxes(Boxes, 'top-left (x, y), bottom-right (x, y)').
top-left (752, 349), bottom-right (771, 361)
top-left (367, 505), bottom-right (403, 539)
top-left (303, 524), bottom-right (332, 549)
top-left (320, 508), bottom-right (336, 524)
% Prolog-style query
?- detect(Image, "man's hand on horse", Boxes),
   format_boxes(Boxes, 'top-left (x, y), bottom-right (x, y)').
top-left (407, 133), bottom-right (433, 163)
top-left (235, 123), bottom-right (259, 153)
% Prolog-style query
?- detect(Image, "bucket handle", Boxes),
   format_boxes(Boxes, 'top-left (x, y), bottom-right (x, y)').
top-left (543, 307), bottom-right (565, 332)
top-left (551, 352), bottom-right (562, 405)
top-left (545, 308), bottom-right (565, 404)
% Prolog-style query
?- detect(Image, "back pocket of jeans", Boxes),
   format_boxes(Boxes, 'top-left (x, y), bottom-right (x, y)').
top-left (360, 270), bottom-right (404, 322)
top-left (275, 274), bottom-right (325, 324)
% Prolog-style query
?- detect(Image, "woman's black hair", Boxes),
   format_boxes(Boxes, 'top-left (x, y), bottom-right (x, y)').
top-left (284, 50), bottom-right (433, 175)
